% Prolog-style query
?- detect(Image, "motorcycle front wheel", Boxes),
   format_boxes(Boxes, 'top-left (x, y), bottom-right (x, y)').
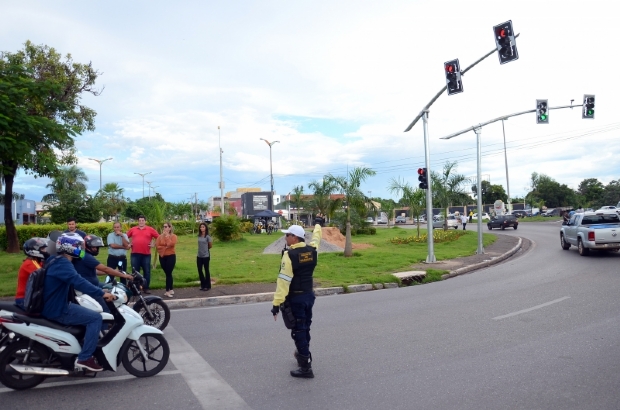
top-left (135, 299), bottom-right (170, 331)
top-left (0, 340), bottom-right (47, 390)
top-left (121, 333), bottom-right (170, 377)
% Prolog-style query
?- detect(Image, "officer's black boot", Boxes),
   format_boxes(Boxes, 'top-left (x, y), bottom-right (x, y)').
top-left (290, 353), bottom-right (314, 378)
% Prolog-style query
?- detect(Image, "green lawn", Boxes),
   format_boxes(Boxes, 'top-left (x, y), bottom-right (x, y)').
top-left (518, 216), bottom-right (562, 222)
top-left (0, 228), bottom-right (496, 297)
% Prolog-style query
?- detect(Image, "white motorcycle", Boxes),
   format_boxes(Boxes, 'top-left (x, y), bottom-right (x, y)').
top-left (0, 290), bottom-right (169, 391)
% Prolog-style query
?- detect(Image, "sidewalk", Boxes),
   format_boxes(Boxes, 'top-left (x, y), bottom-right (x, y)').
top-left (159, 233), bottom-right (529, 310)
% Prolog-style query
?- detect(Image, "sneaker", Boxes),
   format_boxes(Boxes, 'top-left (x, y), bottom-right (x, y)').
top-left (169, 290), bottom-right (174, 295)
top-left (75, 357), bottom-right (103, 372)
top-left (163, 291), bottom-right (170, 297)
top-left (166, 292), bottom-right (173, 298)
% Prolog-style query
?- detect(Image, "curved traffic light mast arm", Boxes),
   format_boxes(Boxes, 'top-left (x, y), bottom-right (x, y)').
top-left (403, 33), bottom-right (520, 133)
top-left (439, 104), bottom-right (577, 140)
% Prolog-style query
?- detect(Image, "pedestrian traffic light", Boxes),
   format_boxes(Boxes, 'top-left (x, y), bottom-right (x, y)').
top-left (444, 59), bottom-right (463, 96)
top-left (418, 168), bottom-right (428, 189)
top-left (582, 94), bottom-right (595, 119)
top-left (536, 99), bottom-right (549, 124)
top-left (493, 20), bottom-right (519, 65)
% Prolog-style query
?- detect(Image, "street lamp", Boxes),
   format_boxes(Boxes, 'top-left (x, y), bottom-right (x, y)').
top-left (259, 138), bottom-right (280, 211)
top-left (134, 172), bottom-right (152, 198)
top-left (89, 157), bottom-right (113, 190)
top-left (146, 181), bottom-right (158, 201)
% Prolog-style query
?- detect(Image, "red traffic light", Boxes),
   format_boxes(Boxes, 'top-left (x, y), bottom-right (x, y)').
top-left (445, 64), bottom-right (455, 73)
top-left (497, 28), bottom-right (507, 38)
top-left (418, 168), bottom-right (425, 175)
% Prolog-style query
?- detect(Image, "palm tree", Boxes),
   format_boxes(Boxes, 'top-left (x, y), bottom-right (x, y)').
top-left (290, 185), bottom-right (306, 223)
top-left (325, 167), bottom-right (376, 257)
top-left (431, 161), bottom-right (469, 230)
top-left (98, 182), bottom-right (126, 221)
top-left (308, 178), bottom-right (337, 223)
top-left (43, 165), bottom-right (88, 203)
top-left (388, 178), bottom-right (426, 238)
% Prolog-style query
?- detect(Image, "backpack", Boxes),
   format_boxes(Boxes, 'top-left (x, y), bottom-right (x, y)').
top-left (23, 256), bottom-right (62, 315)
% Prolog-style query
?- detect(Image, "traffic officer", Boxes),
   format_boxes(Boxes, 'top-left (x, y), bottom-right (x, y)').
top-left (271, 223), bottom-right (322, 378)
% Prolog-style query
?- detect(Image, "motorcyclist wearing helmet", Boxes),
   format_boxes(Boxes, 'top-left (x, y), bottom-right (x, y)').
top-left (73, 234), bottom-right (133, 313)
top-left (42, 233), bottom-right (116, 372)
top-left (14, 238), bottom-right (49, 307)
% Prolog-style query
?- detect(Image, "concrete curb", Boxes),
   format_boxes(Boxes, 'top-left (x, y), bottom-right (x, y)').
top-left (440, 237), bottom-right (523, 280)
top-left (165, 238), bottom-right (522, 310)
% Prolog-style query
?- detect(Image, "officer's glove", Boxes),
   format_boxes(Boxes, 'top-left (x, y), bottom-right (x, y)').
top-left (271, 305), bottom-right (280, 316)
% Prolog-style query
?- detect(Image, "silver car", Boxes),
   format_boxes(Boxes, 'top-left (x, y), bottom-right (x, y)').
top-left (432, 215), bottom-right (459, 229)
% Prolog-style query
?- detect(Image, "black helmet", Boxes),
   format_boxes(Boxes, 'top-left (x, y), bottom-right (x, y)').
top-left (84, 234), bottom-right (105, 256)
top-left (23, 237), bottom-right (50, 260)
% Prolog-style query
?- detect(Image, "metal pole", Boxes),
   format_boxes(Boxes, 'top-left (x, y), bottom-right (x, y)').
top-left (269, 145), bottom-right (274, 211)
top-left (502, 119), bottom-right (511, 212)
top-left (219, 126), bottom-right (224, 214)
top-left (422, 111), bottom-right (436, 263)
top-left (89, 158), bottom-right (112, 191)
top-left (134, 172), bottom-right (151, 198)
top-left (474, 127), bottom-right (485, 254)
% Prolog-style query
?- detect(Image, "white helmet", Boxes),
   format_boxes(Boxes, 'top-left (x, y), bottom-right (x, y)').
top-left (110, 286), bottom-right (127, 307)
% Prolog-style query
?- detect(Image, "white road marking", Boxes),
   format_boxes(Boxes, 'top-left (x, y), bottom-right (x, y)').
top-left (493, 296), bottom-right (571, 320)
top-left (0, 370), bottom-right (181, 394)
top-left (166, 325), bottom-right (252, 410)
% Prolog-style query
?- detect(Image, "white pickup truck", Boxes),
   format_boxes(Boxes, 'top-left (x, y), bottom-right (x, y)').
top-left (560, 210), bottom-right (620, 256)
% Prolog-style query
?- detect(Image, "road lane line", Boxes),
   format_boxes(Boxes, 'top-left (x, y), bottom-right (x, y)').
top-left (0, 370), bottom-right (181, 394)
top-left (493, 296), bottom-right (571, 320)
top-left (166, 325), bottom-right (252, 410)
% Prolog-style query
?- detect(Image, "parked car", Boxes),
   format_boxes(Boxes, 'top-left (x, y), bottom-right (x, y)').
top-left (472, 212), bottom-right (490, 221)
top-left (510, 210), bottom-right (528, 218)
top-left (432, 215), bottom-right (459, 229)
top-left (395, 216), bottom-right (407, 224)
top-left (542, 208), bottom-right (561, 217)
top-left (595, 206), bottom-right (617, 212)
top-left (366, 217), bottom-right (374, 223)
top-left (487, 214), bottom-right (519, 230)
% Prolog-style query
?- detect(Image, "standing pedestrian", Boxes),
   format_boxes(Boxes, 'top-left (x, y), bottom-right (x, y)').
top-left (127, 215), bottom-right (159, 294)
top-left (64, 216), bottom-right (87, 239)
top-left (156, 222), bottom-right (178, 298)
top-left (461, 214), bottom-right (468, 230)
top-left (270, 223), bottom-right (322, 378)
top-left (468, 210), bottom-right (473, 223)
top-left (107, 222), bottom-right (130, 282)
top-left (197, 222), bottom-right (213, 291)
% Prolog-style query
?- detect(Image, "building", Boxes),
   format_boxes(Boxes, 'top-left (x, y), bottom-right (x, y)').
top-left (0, 198), bottom-right (37, 225)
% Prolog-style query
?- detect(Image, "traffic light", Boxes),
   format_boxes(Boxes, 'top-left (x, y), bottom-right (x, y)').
top-left (536, 99), bottom-right (549, 124)
top-left (582, 94), bottom-right (595, 119)
top-left (418, 168), bottom-right (428, 189)
top-left (444, 59), bottom-right (463, 96)
top-left (493, 20), bottom-right (519, 65)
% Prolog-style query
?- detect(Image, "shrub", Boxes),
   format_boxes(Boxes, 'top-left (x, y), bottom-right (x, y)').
top-left (389, 229), bottom-right (466, 244)
top-left (211, 216), bottom-right (242, 242)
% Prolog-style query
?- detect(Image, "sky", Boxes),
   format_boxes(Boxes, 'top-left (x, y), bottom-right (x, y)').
top-left (3, 0), bottom-right (619, 205)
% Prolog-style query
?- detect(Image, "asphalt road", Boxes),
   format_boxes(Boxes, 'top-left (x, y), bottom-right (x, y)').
top-left (3, 221), bottom-right (620, 409)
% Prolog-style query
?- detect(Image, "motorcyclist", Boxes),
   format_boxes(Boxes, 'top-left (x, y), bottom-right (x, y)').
top-left (15, 237), bottom-right (49, 308)
top-left (73, 234), bottom-right (133, 313)
top-left (42, 232), bottom-right (116, 372)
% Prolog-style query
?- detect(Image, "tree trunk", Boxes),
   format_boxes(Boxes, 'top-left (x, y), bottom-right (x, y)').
top-left (3, 169), bottom-right (20, 253)
top-left (344, 221), bottom-right (353, 257)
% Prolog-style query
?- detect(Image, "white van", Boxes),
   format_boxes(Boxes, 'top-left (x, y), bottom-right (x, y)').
top-left (377, 212), bottom-right (388, 224)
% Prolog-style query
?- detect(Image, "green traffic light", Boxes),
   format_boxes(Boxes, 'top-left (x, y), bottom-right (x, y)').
top-left (587, 109), bottom-right (594, 116)
top-left (540, 114), bottom-right (547, 121)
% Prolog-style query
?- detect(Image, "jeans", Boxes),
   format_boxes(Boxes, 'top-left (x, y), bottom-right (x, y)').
top-left (159, 254), bottom-right (176, 291)
top-left (131, 253), bottom-right (152, 289)
top-left (107, 255), bottom-right (127, 284)
top-left (49, 303), bottom-right (102, 361)
top-left (197, 256), bottom-right (211, 289)
top-left (289, 292), bottom-right (315, 357)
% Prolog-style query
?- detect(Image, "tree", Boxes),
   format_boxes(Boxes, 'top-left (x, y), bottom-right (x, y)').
top-left (431, 161), bottom-right (469, 229)
top-left (42, 166), bottom-right (101, 223)
top-left (527, 173), bottom-right (576, 208)
top-left (96, 182), bottom-right (126, 221)
top-left (290, 185), bottom-right (307, 223)
top-left (388, 178), bottom-right (426, 237)
top-left (577, 178), bottom-right (605, 208)
top-left (308, 178), bottom-right (337, 220)
top-left (601, 180), bottom-right (620, 207)
top-left (1, 41), bottom-right (100, 252)
top-left (379, 199), bottom-right (395, 228)
top-left (325, 167), bottom-right (376, 257)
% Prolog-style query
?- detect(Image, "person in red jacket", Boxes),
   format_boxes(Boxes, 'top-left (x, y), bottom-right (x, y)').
top-left (15, 238), bottom-right (49, 307)
top-left (127, 215), bottom-right (159, 293)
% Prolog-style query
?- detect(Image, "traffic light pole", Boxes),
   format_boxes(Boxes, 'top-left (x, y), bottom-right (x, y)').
top-left (442, 102), bottom-right (580, 255)
top-left (403, 34), bottom-right (520, 133)
top-left (422, 111), bottom-right (436, 263)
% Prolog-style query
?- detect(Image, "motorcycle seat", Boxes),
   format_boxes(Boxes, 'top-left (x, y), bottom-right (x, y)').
top-left (13, 314), bottom-right (86, 340)
top-left (0, 301), bottom-right (28, 314)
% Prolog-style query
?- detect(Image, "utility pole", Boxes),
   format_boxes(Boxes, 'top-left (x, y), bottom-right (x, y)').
top-left (218, 126), bottom-right (225, 214)
top-left (259, 138), bottom-right (280, 211)
top-left (146, 181), bottom-right (155, 201)
top-left (89, 157), bottom-right (113, 190)
top-left (134, 172), bottom-right (151, 198)
top-left (501, 119), bottom-right (511, 212)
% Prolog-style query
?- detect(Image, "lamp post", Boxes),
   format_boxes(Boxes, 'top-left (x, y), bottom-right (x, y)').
top-left (218, 126), bottom-right (225, 214)
top-left (89, 157), bottom-right (113, 190)
top-left (134, 172), bottom-right (152, 198)
top-left (259, 138), bottom-right (280, 211)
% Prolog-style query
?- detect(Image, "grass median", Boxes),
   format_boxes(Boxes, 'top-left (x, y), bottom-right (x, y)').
top-left (0, 227), bottom-right (496, 297)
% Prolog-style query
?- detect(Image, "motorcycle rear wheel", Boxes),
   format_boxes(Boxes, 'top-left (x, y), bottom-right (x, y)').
top-left (122, 333), bottom-right (170, 377)
top-left (0, 340), bottom-right (47, 390)
top-left (135, 299), bottom-right (170, 331)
